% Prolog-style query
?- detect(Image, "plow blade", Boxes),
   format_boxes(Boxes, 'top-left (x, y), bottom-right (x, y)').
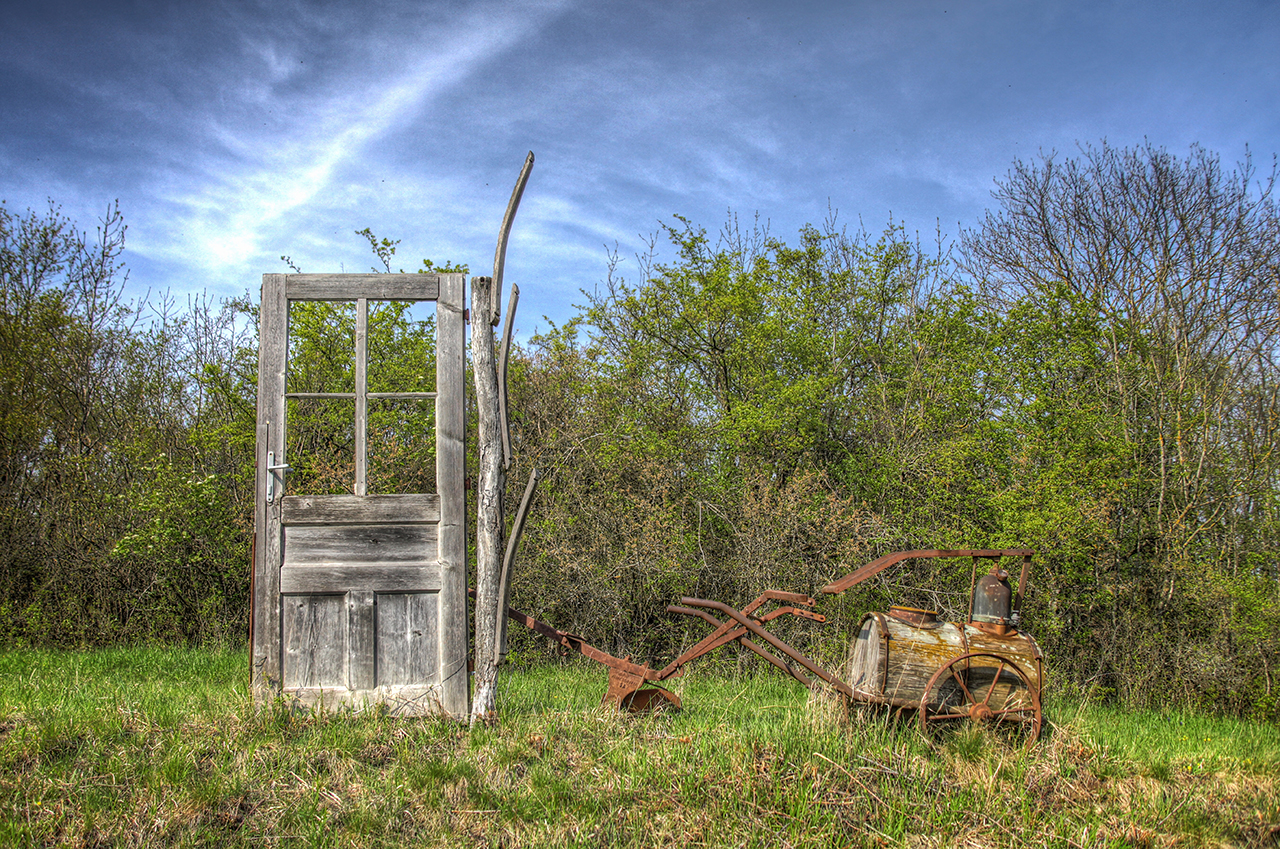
top-left (602, 668), bottom-right (682, 712)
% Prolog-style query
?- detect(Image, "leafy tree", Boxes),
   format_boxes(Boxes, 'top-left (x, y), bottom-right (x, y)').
top-left (962, 142), bottom-right (1280, 710)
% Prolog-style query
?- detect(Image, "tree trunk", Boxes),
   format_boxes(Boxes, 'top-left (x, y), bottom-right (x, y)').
top-left (470, 275), bottom-right (506, 723)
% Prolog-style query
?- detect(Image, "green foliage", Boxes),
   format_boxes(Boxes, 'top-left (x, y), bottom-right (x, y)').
top-left (0, 200), bottom-right (154, 645)
top-left (109, 460), bottom-right (247, 645)
top-left (284, 296), bottom-right (438, 496)
top-left (505, 178), bottom-right (1279, 713)
top-left (960, 142), bottom-right (1280, 711)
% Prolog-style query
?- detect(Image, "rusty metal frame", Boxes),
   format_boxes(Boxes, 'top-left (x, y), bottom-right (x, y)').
top-left (660, 550), bottom-right (1041, 718)
top-left (662, 591), bottom-right (828, 685)
top-left (669, 598), bottom-right (853, 697)
top-left (486, 588), bottom-right (834, 710)
top-left (821, 549), bottom-right (1034, 595)
top-left (470, 588), bottom-right (679, 709)
top-left (663, 604), bottom-right (816, 687)
top-left (490, 549), bottom-right (1041, 733)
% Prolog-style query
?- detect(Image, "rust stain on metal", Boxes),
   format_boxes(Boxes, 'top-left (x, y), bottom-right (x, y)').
top-left (888, 606), bottom-right (938, 627)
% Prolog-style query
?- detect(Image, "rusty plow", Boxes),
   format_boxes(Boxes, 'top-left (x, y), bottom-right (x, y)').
top-left (497, 589), bottom-right (836, 713)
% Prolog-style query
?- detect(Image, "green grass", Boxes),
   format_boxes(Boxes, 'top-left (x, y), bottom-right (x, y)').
top-left (0, 647), bottom-right (1277, 847)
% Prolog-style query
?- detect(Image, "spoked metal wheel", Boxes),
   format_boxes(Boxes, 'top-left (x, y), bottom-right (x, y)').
top-left (919, 652), bottom-right (1042, 745)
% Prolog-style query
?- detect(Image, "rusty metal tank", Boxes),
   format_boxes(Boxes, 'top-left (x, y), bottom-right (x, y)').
top-left (844, 604), bottom-right (1042, 710)
top-left (972, 567), bottom-right (1015, 625)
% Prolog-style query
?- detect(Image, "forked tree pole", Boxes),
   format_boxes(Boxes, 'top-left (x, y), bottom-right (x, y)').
top-left (470, 274), bottom-right (505, 722)
top-left (470, 152), bottom-right (535, 723)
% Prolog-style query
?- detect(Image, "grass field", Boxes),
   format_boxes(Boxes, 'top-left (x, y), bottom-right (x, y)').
top-left (0, 647), bottom-right (1277, 847)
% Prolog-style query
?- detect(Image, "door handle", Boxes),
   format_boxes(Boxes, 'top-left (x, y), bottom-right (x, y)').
top-left (266, 451), bottom-right (291, 502)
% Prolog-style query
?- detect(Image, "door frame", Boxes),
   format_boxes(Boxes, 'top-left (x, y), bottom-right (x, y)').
top-left (250, 272), bottom-right (468, 716)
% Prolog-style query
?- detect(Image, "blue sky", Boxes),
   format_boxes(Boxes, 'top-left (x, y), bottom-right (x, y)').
top-left (3, 0), bottom-right (1278, 334)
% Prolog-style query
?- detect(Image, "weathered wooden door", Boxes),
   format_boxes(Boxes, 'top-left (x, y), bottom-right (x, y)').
top-left (251, 273), bottom-right (467, 716)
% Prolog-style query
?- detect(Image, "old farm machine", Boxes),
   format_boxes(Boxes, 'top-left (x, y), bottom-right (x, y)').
top-left (501, 549), bottom-right (1044, 741)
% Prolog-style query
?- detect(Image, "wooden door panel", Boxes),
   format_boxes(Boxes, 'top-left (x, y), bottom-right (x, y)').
top-left (282, 493), bottom-right (441, 525)
top-left (282, 524), bottom-right (439, 567)
top-left (282, 591), bottom-right (442, 699)
top-left (283, 273), bottom-right (441, 301)
top-left (280, 564), bottom-right (442, 594)
top-left (283, 594), bottom-right (347, 688)
top-left (376, 592), bottom-right (440, 686)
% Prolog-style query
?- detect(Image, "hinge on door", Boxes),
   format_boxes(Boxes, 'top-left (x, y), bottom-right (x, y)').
top-left (464, 308), bottom-right (470, 324)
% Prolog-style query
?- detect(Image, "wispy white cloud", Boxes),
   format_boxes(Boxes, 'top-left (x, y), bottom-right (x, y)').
top-left (132, 0), bottom-right (575, 284)
top-left (2, 0), bottom-right (1278, 323)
